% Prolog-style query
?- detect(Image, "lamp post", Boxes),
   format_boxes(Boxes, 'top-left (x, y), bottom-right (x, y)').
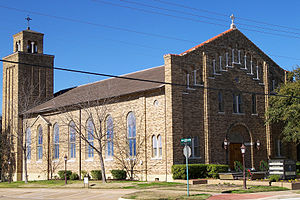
top-left (256, 140), bottom-right (260, 150)
top-left (223, 138), bottom-right (229, 166)
top-left (64, 155), bottom-right (67, 185)
top-left (240, 144), bottom-right (246, 189)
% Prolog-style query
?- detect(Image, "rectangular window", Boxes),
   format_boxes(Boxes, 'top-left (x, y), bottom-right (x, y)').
top-left (218, 91), bottom-right (224, 112)
top-left (70, 143), bottom-right (76, 158)
top-left (87, 142), bottom-right (94, 158)
top-left (252, 94), bottom-right (257, 114)
top-left (276, 139), bottom-right (282, 157)
top-left (233, 93), bottom-right (242, 113)
top-left (271, 79), bottom-right (276, 91)
top-left (54, 144), bottom-right (59, 159)
top-left (158, 135), bottom-right (162, 157)
top-left (192, 136), bottom-right (200, 158)
top-left (38, 146), bottom-right (43, 160)
top-left (27, 146), bottom-right (31, 160)
top-left (152, 136), bottom-right (157, 158)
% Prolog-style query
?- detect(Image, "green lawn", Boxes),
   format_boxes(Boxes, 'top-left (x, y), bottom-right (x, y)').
top-left (230, 185), bottom-right (289, 193)
top-left (123, 181), bottom-right (183, 189)
top-left (122, 191), bottom-right (211, 200)
top-left (0, 180), bottom-right (183, 189)
top-left (0, 180), bottom-right (80, 188)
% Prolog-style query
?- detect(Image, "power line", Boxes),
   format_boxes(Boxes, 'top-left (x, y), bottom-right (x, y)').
top-left (91, 0), bottom-right (227, 28)
top-left (151, 0), bottom-right (300, 32)
top-left (0, 59), bottom-right (299, 99)
top-left (1, 4), bottom-right (300, 62)
top-left (0, 5), bottom-right (196, 44)
top-left (152, 0), bottom-right (228, 17)
top-left (119, 0), bottom-right (300, 37)
top-left (91, 0), bottom-right (300, 40)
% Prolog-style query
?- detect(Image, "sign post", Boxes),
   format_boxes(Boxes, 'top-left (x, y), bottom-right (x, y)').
top-left (181, 138), bottom-right (191, 197)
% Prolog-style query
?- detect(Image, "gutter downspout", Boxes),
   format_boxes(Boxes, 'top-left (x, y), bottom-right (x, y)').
top-left (164, 89), bottom-right (168, 181)
top-left (47, 124), bottom-right (50, 180)
top-left (144, 96), bottom-right (148, 181)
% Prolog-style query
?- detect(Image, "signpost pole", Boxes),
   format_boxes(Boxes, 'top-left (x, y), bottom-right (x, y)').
top-left (185, 144), bottom-right (189, 197)
top-left (181, 138), bottom-right (191, 197)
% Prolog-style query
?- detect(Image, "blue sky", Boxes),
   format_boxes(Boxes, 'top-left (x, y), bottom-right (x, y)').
top-left (1, 0), bottom-right (300, 112)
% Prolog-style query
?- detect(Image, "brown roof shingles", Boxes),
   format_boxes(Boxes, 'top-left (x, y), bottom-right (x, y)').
top-left (26, 65), bottom-right (165, 114)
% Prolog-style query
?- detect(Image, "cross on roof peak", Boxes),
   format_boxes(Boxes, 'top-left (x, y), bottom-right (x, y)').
top-left (230, 14), bottom-right (236, 29)
top-left (25, 15), bottom-right (32, 30)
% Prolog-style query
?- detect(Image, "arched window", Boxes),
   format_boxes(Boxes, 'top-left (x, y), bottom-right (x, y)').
top-left (26, 128), bottom-right (31, 160)
top-left (158, 135), bottom-right (162, 158)
top-left (69, 121), bottom-right (76, 159)
top-left (37, 125), bottom-right (43, 160)
top-left (152, 135), bottom-right (157, 157)
top-left (127, 112), bottom-right (136, 157)
top-left (86, 119), bottom-right (94, 158)
top-left (106, 115), bottom-right (114, 158)
top-left (53, 123), bottom-right (59, 159)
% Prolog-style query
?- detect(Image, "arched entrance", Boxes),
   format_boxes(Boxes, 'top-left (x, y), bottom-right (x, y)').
top-left (227, 123), bottom-right (253, 169)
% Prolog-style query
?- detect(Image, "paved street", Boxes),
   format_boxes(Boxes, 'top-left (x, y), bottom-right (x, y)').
top-left (0, 188), bottom-right (136, 200)
top-left (1, 188), bottom-right (300, 200)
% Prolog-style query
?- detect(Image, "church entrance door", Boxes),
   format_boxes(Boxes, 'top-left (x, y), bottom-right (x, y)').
top-left (229, 143), bottom-right (243, 169)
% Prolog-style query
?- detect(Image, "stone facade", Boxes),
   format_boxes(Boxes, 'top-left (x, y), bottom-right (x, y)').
top-left (2, 29), bottom-right (54, 180)
top-left (2, 27), bottom-right (294, 182)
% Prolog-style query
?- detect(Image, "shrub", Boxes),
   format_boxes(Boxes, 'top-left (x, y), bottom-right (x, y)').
top-left (58, 170), bottom-right (72, 180)
top-left (296, 162), bottom-right (300, 174)
top-left (234, 161), bottom-right (243, 172)
top-left (91, 170), bottom-right (102, 180)
top-left (111, 170), bottom-right (127, 180)
top-left (70, 172), bottom-right (79, 180)
top-left (259, 160), bottom-right (269, 171)
top-left (207, 164), bottom-right (229, 178)
top-left (172, 164), bottom-right (228, 179)
top-left (269, 175), bottom-right (280, 182)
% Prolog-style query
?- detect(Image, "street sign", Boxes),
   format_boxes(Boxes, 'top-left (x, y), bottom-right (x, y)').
top-left (181, 138), bottom-right (192, 145)
top-left (181, 142), bottom-right (191, 197)
top-left (183, 145), bottom-right (191, 158)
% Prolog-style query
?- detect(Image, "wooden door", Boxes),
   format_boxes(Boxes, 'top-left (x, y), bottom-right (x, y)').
top-left (229, 143), bottom-right (242, 170)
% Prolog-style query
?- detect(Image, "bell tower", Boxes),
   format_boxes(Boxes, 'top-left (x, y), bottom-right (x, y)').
top-left (2, 28), bottom-right (54, 181)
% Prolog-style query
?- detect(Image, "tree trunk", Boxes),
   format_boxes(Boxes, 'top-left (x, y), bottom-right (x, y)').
top-left (23, 148), bottom-right (28, 183)
top-left (98, 151), bottom-right (107, 183)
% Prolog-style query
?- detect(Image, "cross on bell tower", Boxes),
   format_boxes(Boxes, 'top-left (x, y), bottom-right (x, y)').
top-left (230, 14), bottom-right (236, 29)
top-left (25, 15), bottom-right (32, 30)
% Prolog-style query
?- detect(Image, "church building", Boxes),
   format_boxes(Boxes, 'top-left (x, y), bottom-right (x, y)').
top-left (2, 20), bottom-right (294, 181)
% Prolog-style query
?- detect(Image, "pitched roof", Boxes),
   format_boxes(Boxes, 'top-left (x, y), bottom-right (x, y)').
top-left (26, 65), bottom-right (165, 114)
top-left (179, 29), bottom-right (234, 55)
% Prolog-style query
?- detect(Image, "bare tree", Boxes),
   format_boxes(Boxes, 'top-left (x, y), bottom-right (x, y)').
top-left (58, 91), bottom-right (118, 183)
top-left (0, 126), bottom-right (15, 182)
top-left (113, 116), bottom-right (146, 180)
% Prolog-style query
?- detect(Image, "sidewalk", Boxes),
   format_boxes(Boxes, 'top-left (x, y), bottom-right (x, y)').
top-left (208, 190), bottom-right (300, 200)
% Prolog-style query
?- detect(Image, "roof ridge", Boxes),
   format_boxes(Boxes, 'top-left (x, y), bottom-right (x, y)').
top-left (74, 65), bottom-right (164, 89)
top-left (179, 29), bottom-right (234, 56)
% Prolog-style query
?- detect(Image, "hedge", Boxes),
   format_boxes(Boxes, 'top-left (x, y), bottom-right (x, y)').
top-left (297, 162), bottom-right (300, 174)
top-left (91, 170), bottom-right (102, 180)
top-left (111, 170), bottom-right (127, 180)
top-left (70, 172), bottom-right (79, 180)
top-left (207, 164), bottom-right (228, 178)
top-left (172, 164), bottom-right (229, 179)
top-left (58, 170), bottom-right (72, 180)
